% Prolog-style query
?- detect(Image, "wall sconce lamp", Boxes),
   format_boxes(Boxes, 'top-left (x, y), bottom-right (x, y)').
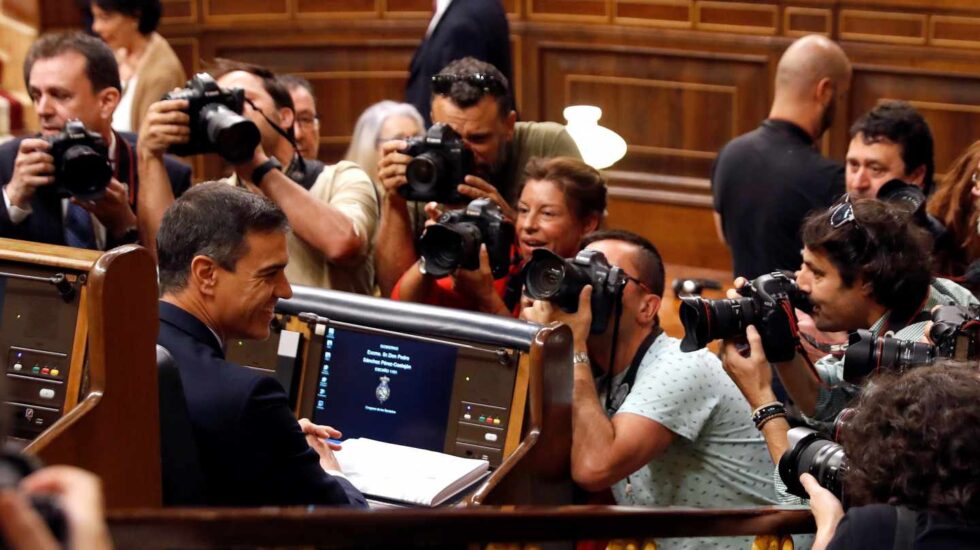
top-left (562, 105), bottom-right (627, 170)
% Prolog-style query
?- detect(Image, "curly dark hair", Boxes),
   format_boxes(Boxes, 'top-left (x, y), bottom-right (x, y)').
top-left (801, 198), bottom-right (932, 328)
top-left (840, 364), bottom-right (980, 522)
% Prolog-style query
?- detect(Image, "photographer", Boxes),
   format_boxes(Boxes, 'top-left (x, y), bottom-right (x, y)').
top-left (0, 466), bottom-right (112, 550)
top-left (392, 156), bottom-right (602, 316)
top-left (138, 61), bottom-right (379, 294)
top-left (522, 230), bottom-right (777, 550)
top-left (802, 365), bottom-right (980, 549)
top-left (374, 57), bottom-right (581, 296)
top-left (752, 199), bottom-right (975, 424)
top-left (0, 31), bottom-right (190, 250)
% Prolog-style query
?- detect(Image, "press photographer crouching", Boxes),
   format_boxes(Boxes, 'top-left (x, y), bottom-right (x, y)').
top-left (521, 230), bottom-right (778, 550)
top-left (392, 156), bottom-right (603, 316)
top-left (783, 364), bottom-right (980, 549)
top-left (706, 199), bottom-right (977, 429)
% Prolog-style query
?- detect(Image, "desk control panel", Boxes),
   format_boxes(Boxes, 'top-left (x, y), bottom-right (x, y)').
top-left (1, 262), bottom-right (85, 442)
top-left (300, 320), bottom-right (520, 468)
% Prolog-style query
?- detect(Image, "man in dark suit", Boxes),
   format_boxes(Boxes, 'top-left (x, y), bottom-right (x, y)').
top-left (405, 0), bottom-right (513, 127)
top-left (156, 182), bottom-right (366, 507)
top-left (0, 31), bottom-right (190, 250)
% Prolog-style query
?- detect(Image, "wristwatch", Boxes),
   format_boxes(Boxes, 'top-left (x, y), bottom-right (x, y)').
top-left (573, 351), bottom-right (590, 367)
top-left (250, 157), bottom-right (283, 186)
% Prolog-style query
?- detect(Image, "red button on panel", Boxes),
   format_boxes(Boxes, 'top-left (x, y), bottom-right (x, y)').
top-left (41, 368), bottom-right (50, 375)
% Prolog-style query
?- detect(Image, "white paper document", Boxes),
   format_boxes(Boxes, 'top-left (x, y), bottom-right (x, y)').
top-left (334, 438), bottom-right (490, 507)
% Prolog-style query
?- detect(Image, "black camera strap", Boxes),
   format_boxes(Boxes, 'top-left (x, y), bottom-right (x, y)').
top-left (604, 320), bottom-right (663, 415)
top-left (244, 97), bottom-right (300, 152)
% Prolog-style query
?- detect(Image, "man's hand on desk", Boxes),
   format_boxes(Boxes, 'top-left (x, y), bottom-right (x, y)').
top-left (298, 418), bottom-right (344, 472)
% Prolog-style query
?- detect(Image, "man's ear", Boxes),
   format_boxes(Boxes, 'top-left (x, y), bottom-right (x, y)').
top-left (98, 87), bottom-right (121, 122)
top-left (637, 293), bottom-right (662, 326)
top-left (278, 106), bottom-right (295, 132)
top-left (815, 77), bottom-right (834, 105)
top-left (190, 255), bottom-right (220, 296)
top-left (504, 109), bottom-right (517, 141)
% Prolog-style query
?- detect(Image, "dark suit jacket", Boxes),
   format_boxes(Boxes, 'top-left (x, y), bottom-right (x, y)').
top-left (405, 0), bottom-right (514, 126)
top-left (157, 301), bottom-right (366, 507)
top-left (0, 131), bottom-right (191, 247)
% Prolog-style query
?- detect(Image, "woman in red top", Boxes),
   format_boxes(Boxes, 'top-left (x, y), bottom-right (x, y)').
top-left (393, 156), bottom-right (606, 316)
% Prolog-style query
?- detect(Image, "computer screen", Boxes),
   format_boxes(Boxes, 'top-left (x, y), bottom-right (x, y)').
top-left (310, 324), bottom-right (459, 452)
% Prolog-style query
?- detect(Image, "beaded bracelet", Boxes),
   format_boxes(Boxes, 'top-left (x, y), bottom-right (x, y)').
top-left (752, 402), bottom-right (786, 430)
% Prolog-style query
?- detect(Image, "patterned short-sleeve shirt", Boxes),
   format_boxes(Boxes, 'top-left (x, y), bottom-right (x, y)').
top-left (605, 333), bottom-right (778, 550)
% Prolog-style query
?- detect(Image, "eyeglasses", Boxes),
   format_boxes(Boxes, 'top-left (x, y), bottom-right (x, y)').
top-left (296, 115), bottom-right (319, 130)
top-left (624, 275), bottom-right (652, 294)
top-left (431, 73), bottom-right (507, 96)
top-left (829, 194), bottom-right (857, 228)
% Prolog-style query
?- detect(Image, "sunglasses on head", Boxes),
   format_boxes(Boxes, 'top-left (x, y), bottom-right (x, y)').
top-left (431, 73), bottom-right (507, 96)
top-left (829, 194), bottom-right (857, 228)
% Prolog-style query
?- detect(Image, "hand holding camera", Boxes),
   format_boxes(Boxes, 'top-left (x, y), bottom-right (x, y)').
top-left (521, 285), bottom-right (594, 348)
top-left (679, 271), bottom-right (811, 363)
top-left (6, 138), bottom-right (55, 208)
top-left (523, 249), bottom-right (628, 335)
top-left (720, 325), bottom-right (779, 410)
top-left (161, 73), bottom-right (261, 164)
top-left (137, 96), bottom-right (191, 158)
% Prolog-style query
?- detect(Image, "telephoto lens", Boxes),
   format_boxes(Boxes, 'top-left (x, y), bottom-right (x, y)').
top-left (842, 329), bottom-right (936, 384)
top-left (778, 427), bottom-right (848, 501)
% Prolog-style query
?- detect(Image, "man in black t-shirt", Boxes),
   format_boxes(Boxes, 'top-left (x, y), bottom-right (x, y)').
top-left (712, 35), bottom-right (851, 279)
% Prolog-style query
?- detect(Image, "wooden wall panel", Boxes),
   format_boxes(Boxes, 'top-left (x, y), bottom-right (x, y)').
top-left (203, 0), bottom-right (289, 21)
top-left (161, 0), bottom-right (197, 24)
top-left (297, 0), bottom-right (378, 17)
top-left (615, 1), bottom-right (692, 28)
top-left (528, 0), bottom-right (609, 22)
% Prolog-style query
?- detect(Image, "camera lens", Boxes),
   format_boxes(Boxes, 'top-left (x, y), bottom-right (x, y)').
top-left (525, 254), bottom-right (566, 299)
top-left (678, 297), bottom-right (754, 352)
top-left (60, 145), bottom-right (111, 200)
top-left (778, 427), bottom-right (848, 501)
top-left (406, 152), bottom-right (446, 197)
top-left (843, 330), bottom-right (936, 384)
top-left (200, 103), bottom-right (260, 163)
top-left (419, 222), bottom-right (482, 278)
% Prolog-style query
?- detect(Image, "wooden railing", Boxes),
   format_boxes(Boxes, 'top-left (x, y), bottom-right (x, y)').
top-left (106, 505), bottom-right (814, 548)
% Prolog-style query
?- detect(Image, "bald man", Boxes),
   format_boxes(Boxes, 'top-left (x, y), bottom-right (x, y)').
top-left (712, 35), bottom-right (851, 279)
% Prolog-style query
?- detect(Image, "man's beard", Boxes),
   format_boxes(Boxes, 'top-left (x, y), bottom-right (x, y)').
top-left (475, 139), bottom-right (510, 182)
top-left (816, 96), bottom-right (837, 139)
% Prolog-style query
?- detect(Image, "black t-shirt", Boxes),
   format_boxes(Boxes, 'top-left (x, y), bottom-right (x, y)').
top-left (712, 119), bottom-right (845, 279)
top-left (827, 504), bottom-right (980, 549)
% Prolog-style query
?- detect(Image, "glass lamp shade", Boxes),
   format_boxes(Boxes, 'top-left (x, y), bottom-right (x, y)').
top-left (562, 105), bottom-right (627, 170)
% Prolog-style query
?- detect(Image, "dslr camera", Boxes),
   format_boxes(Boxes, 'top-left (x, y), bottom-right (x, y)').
top-left (418, 198), bottom-right (515, 279)
top-left (44, 120), bottom-right (112, 200)
top-left (523, 249), bottom-right (628, 335)
top-left (679, 271), bottom-right (811, 362)
top-left (778, 427), bottom-right (848, 501)
top-left (399, 123), bottom-right (475, 204)
top-left (843, 304), bottom-right (980, 383)
top-left (163, 73), bottom-right (261, 163)
top-left (0, 448), bottom-right (67, 549)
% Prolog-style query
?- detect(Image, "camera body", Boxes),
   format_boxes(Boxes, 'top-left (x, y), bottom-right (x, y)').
top-left (418, 198), bottom-right (514, 279)
top-left (523, 248), bottom-right (628, 335)
top-left (399, 123), bottom-right (475, 204)
top-left (843, 304), bottom-right (980, 383)
top-left (778, 427), bottom-right (848, 501)
top-left (163, 73), bottom-right (261, 163)
top-left (43, 120), bottom-right (112, 201)
top-left (0, 449), bottom-right (67, 549)
top-left (679, 271), bottom-right (811, 362)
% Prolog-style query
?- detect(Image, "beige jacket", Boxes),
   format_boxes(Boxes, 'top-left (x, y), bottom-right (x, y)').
top-left (128, 33), bottom-right (187, 132)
